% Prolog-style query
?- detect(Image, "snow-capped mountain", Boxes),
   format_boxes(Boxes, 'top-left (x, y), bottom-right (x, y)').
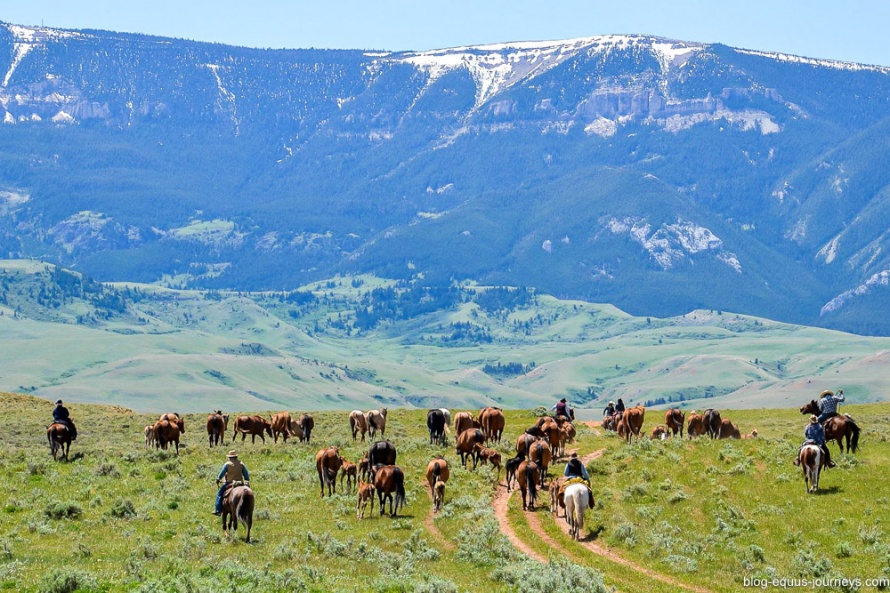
top-left (2, 22), bottom-right (890, 334)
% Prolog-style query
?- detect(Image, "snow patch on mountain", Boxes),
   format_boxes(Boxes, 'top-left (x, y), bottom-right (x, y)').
top-left (203, 64), bottom-right (240, 135)
top-left (735, 48), bottom-right (890, 75)
top-left (817, 235), bottom-right (841, 264)
top-left (821, 270), bottom-right (890, 315)
top-left (603, 216), bottom-right (741, 272)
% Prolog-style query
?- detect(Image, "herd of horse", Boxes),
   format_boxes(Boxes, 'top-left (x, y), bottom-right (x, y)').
top-left (44, 398), bottom-right (864, 543)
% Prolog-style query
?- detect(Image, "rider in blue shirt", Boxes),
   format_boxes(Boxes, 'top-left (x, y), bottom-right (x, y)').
top-left (795, 415), bottom-right (835, 468)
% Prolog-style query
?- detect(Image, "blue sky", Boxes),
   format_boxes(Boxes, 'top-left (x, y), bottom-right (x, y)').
top-left (2, 0), bottom-right (888, 66)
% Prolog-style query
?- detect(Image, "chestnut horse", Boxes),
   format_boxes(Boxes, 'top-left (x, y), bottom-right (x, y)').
top-left (528, 440), bottom-right (551, 487)
top-left (373, 464), bottom-right (406, 517)
top-left (315, 446), bottom-right (342, 497)
top-left (687, 411), bottom-right (706, 438)
top-left (426, 457), bottom-right (450, 513)
top-left (47, 423), bottom-right (72, 461)
top-left (221, 483), bottom-right (254, 542)
top-left (516, 460), bottom-right (540, 511)
top-left (799, 400), bottom-right (860, 454)
top-left (664, 408), bottom-right (685, 437)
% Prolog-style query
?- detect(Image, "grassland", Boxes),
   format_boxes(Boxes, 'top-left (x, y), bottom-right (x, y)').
top-left (1, 261), bottom-right (890, 413)
top-left (3, 394), bottom-right (888, 592)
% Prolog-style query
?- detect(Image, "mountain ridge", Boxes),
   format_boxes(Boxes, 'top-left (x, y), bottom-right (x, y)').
top-left (2, 21), bottom-right (890, 333)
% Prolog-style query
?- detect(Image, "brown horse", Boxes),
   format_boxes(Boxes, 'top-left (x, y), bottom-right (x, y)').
top-left (232, 415), bottom-right (273, 444)
top-left (315, 446), bottom-right (342, 497)
top-left (505, 452), bottom-right (525, 492)
top-left (456, 428), bottom-right (485, 469)
top-left (651, 425), bottom-right (668, 440)
top-left (270, 412), bottom-right (294, 443)
top-left (799, 400), bottom-right (860, 453)
top-left (426, 457), bottom-right (450, 513)
top-left (799, 444), bottom-right (825, 493)
top-left (528, 440), bottom-right (551, 487)
top-left (340, 458), bottom-right (358, 494)
top-left (515, 433), bottom-right (538, 456)
top-left (516, 460), bottom-right (540, 511)
top-left (299, 414), bottom-right (314, 444)
top-left (159, 413), bottom-right (185, 433)
top-left (373, 464), bottom-right (406, 517)
top-left (153, 419), bottom-right (181, 453)
top-left (481, 408), bottom-right (505, 442)
top-left (624, 405), bottom-right (645, 441)
top-left (717, 419), bottom-right (741, 439)
top-left (356, 480), bottom-right (375, 518)
top-left (453, 411), bottom-right (479, 436)
top-left (664, 408), bottom-right (685, 437)
top-left (349, 410), bottom-right (368, 442)
top-left (686, 411), bottom-right (706, 438)
top-left (47, 423), bottom-right (72, 460)
top-left (207, 412), bottom-right (228, 447)
top-left (474, 444), bottom-right (502, 479)
top-left (221, 483), bottom-right (254, 542)
top-left (703, 409), bottom-right (721, 439)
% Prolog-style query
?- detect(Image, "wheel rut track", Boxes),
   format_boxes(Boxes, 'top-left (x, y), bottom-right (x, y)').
top-left (493, 448), bottom-right (715, 593)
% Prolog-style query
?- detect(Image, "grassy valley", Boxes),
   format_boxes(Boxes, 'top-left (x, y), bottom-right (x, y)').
top-left (0, 260), bottom-right (889, 413)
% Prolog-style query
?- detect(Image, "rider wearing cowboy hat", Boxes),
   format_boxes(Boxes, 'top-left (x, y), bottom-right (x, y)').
top-left (817, 389), bottom-right (845, 424)
top-left (52, 400), bottom-right (78, 440)
top-left (214, 450), bottom-right (250, 515)
top-left (603, 401), bottom-right (616, 417)
top-left (794, 415), bottom-right (835, 469)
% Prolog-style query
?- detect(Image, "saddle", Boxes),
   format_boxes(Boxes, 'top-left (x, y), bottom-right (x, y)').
top-left (557, 477), bottom-right (594, 508)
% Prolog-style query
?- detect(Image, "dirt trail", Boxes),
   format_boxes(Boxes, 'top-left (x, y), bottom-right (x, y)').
top-left (491, 482), bottom-right (547, 563)
top-left (420, 477), bottom-right (455, 551)
top-left (494, 448), bottom-right (714, 593)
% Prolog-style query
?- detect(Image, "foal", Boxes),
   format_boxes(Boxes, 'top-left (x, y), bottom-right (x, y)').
top-left (340, 458), bottom-right (357, 494)
top-left (356, 480), bottom-right (375, 519)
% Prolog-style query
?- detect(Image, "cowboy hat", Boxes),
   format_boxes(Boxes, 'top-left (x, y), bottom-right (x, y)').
top-left (809, 415), bottom-right (819, 424)
top-left (560, 398), bottom-right (567, 403)
top-left (227, 450), bottom-right (238, 458)
top-left (55, 400), bottom-right (63, 405)
top-left (820, 390), bottom-right (833, 398)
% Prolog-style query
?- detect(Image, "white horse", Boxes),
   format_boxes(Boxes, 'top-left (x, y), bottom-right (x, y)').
top-left (367, 408), bottom-right (387, 439)
top-left (563, 483), bottom-right (590, 541)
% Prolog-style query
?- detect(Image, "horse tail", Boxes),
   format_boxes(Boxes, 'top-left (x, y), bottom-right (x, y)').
top-left (395, 470), bottom-right (406, 514)
top-left (235, 488), bottom-right (254, 528)
top-left (432, 461), bottom-right (442, 481)
top-left (848, 418), bottom-right (861, 453)
top-left (528, 469), bottom-right (537, 505)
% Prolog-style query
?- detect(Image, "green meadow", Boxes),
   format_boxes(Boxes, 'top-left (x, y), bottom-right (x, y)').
top-left (2, 394), bottom-right (888, 592)
top-left (1, 261), bottom-right (889, 413)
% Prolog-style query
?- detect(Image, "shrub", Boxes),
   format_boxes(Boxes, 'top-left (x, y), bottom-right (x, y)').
top-left (37, 567), bottom-right (97, 593)
top-left (110, 499), bottom-right (137, 519)
top-left (44, 501), bottom-right (82, 520)
top-left (611, 522), bottom-right (638, 547)
top-left (492, 558), bottom-right (610, 593)
top-left (835, 541), bottom-right (854, 558)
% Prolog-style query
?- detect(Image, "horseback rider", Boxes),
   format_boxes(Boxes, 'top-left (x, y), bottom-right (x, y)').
top-left (563, 452), bottom-right (590, 482)
top-left (551, 398), bottom-right (569, 419)
top-left (794, 415), bottom-right (835, 469)
top-left (603, 401), bottom-right (616, 418)
top-left (817, 389), bottom-right (845, 423)
top-left (214, 450), bottom-right (250, 515)
top-left (615, 398), bottom-right (626, 415)
top-left (52, 400), bottom-right (78, 440)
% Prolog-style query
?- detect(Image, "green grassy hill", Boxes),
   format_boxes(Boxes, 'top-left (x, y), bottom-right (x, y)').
top-left (2, 260), bottom-right (890, 413)
top-left (2, 394), bottom-right (887, 592)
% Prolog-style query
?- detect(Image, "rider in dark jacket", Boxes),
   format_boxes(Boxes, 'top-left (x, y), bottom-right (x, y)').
top-left (52, 400), bottom-right (77, 440)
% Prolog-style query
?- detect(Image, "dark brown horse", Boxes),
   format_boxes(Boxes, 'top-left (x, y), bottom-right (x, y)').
top-left (207, 412), bottom-right (228, 447)
top-left (799, 401), bottom-right (860, 453)
top-left (664, 408), bottom-right (685, 437)
top-left (703, 409), bottom-right (721, 439)
top-left (516, 460), bottom-right (540, 511)
top-left (47, 423), bottom-right (72, 460)
top-left (315, 446), bottom-right (342, 497)
top-left (372, 464), bottom-right (406, 517)
top-left (221, 483), bottom-right (254, 542)
top-left (299, 414), bottom-right (314, 444)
